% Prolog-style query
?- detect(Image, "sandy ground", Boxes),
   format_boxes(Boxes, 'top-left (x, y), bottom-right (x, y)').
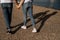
top-left (0, 4), bottom-right (60, 40)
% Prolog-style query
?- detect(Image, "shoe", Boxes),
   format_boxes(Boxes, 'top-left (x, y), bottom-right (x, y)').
top-left (7, 29), bottom-right (12, 33)
top-left (21, 25), bottom-right (27, 29)
top-left (32, 28), bottom-right (37, 33)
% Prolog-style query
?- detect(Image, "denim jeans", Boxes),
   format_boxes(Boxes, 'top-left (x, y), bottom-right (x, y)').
top-left (1, 3), bottom-right (13, 29)
top-left (22, 2), bottom-right (35, 27)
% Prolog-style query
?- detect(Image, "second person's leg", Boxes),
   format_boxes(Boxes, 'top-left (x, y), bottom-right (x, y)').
top-left (21, 4), bottom-right (27, 29)
top-left (28, 3), bottom-right (37, 32)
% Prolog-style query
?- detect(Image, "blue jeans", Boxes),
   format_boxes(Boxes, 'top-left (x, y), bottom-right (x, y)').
top-left (22, 2), bottom-right (35, 27)
top-left (1, 3), bottom-right (13, 29)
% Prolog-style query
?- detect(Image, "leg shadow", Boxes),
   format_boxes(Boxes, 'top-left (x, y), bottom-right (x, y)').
top-left (27, 10), bottom-right (49, 28)
top-left (11, 23), bottom-right (23, 34)
top-left (37, 11), bottom-right (57, 32)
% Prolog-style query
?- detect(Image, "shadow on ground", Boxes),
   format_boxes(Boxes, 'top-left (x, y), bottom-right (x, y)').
top-left (35, 11), bottom-right (57, 32)
top-left (11, 10), bottom-right (57, 34)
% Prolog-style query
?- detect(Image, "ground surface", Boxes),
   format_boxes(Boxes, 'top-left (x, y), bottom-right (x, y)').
top-left (0, 4), bottom-right (60, 40)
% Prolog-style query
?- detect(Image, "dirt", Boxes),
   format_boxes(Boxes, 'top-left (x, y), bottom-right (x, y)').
top-left (0, 4), bottom-right (60, 40)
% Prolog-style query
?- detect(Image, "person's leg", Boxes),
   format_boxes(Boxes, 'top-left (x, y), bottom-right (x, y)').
top-left (21, 4), bottom-right (27, 29)
top-left (28, 5), bottom-right (35, 27)
top-left (22, 5), bottom-right (27, 26)
top-left (2, 7), bottom-right (11, 29)
top-left (6, 3), bottom-right (13, 33)
top-left (28, 3), bottom-right (37, 32)
top-left (1, 3), bottom-right (13, 33)
top-left (7, 4), bottom-right (13, 28)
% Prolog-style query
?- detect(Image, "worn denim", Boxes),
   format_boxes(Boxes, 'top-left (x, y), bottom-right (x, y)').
top-left (22, 2), bottom-right (35, 27)
top-left (1, 3), bottom-right (13, 29)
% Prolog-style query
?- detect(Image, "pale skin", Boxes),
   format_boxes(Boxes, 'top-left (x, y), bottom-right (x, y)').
top-left (15, 0), bottom-right (24, 9)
